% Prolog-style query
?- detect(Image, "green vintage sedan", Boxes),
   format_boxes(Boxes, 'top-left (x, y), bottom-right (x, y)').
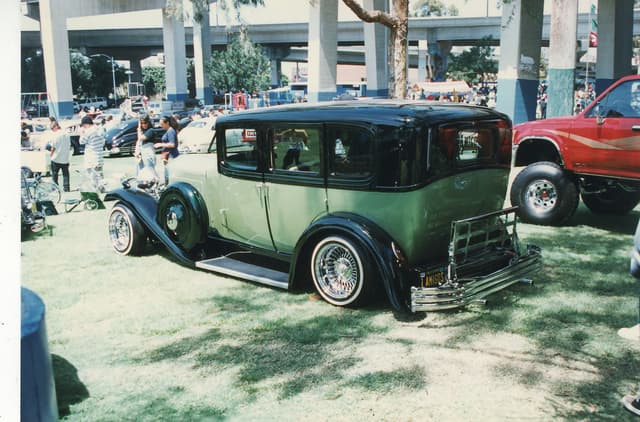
top-left (105, 100), bottom-right (541, 313)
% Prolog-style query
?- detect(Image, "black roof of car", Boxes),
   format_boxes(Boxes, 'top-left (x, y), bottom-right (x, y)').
top-left (215, 100), bottom-right (509, 128)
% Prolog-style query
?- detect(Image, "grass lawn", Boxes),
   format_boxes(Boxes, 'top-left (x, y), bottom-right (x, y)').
top-left (20, 157), bottom-right (640, 420)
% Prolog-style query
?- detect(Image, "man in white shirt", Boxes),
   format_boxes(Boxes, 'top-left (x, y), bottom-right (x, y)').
top-left (49, 121), bottom-right (71, 192)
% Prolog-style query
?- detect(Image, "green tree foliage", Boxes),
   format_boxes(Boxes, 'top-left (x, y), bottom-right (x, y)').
top-left (142, 66), bottom-right (166, 97)
top-left (447, 37), bottom-right (498, 84)
top-left (88, 55), bottom-right (127, 98)
top-left (21, 50), bottom-right (45, 93)
top-left (410, 0), bottom-right (458, 17)
top-left (205, 31), bottom-right (270, 92)
top-left (70, 51), bottom-right (92, 96)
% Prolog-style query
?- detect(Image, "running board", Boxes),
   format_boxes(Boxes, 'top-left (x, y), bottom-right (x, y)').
top-left (196, 257), bottom-right (289, 289)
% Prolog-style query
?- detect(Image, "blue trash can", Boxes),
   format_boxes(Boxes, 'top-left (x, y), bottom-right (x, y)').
top-left (21, 287), bottom-right (58, 422)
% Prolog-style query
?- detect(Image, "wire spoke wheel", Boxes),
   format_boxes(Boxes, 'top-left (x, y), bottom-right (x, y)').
top-left (312, 236), bottom-right (366, 306)
top-left (108, 203), bottom-right (145, 255)
top-left (35, 181), bottom-right (61, 204)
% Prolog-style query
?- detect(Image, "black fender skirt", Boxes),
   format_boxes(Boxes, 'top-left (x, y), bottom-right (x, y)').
top-left (104, 188), bottom-right (195, 268)
top-left (293, 212), bottom-right (411, 313)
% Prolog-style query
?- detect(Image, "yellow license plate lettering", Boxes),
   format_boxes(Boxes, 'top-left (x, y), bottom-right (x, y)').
top-left (422, 270), bottom-right (445, 287)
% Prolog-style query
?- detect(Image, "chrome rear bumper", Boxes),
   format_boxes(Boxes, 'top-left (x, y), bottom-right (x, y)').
top-left (410, 207), bottom-right (542, 312)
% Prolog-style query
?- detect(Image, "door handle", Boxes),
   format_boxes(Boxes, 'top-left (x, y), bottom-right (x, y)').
top-left (256, 183), bottom-right (264, 208)
top-left (632, 125), bottom-right (640, 131)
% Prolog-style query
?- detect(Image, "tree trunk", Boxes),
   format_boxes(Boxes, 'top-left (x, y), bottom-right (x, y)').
top-left (391, 0), bottom-right (408, 99)
top-left (341, 0), bottom-right (408, 99)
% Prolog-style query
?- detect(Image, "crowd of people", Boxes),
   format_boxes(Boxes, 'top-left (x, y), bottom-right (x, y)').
top-left (19, 103), bottom-right (189, 198)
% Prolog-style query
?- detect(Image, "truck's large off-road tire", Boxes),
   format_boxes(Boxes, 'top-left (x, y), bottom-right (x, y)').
top-left (510, 161), bottom-right (579, 225)
top-left (310, 235), bottom-right (373, 307)
top-left (108, 203), bottom-right (146, 255)
top-left (582, 187), bottom-right (640, 215)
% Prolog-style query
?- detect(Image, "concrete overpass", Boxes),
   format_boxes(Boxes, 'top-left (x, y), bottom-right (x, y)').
top-left (20, 0), bottom-right (638, 123)
top-left (25, 12), bottom-right (639, 52)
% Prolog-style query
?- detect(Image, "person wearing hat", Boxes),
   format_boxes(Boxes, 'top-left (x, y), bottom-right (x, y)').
top-left (79, 115), bottom-right (106, 192)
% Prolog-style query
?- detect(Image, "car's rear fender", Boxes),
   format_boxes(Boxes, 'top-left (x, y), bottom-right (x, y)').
top-left (104, 187), bottom-right (196, 268)
top-left (513, 136), bottom-right (564, 167)
top-left (292, 212), bottom-right (411, 312)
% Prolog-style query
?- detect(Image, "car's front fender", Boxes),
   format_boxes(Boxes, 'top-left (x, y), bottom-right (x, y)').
top-left (104, 187), bottom-right (195, 267)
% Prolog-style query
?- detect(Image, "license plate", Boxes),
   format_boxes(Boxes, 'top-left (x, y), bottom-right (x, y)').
top-left (421, 268), bottom-right (446, 288)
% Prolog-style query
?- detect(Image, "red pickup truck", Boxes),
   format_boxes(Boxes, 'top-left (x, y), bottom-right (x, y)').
top-left (510, 74), bottom-right (640, 225)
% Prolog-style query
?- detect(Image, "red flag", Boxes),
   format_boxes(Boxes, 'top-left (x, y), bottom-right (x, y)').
top-left (589, 31), bottom-right (598, 47)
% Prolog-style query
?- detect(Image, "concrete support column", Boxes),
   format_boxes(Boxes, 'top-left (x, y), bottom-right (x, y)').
top-left (308, 0), bottom-right (338, 102)
top-left (39, 0), bottom-right (74, 118)
top-left (424, 31), bottom-right (450, 81)
top-left (193, 5), bottom-right (213, 105)
top-left (596, 0), bottom-right (633, 94)
top-left (495, 0), bottom-right (543, 124)
top-left (437, 40), bottom-right (452, 77)
top-left (162, 3), bottom-right (188, 102)
top-left (363, 0), bottom-right (388, 97)
top-left (547, 0), bottom-right (578, 118)
top-left (128, 56), bottom-right (144, 83)
top-left (418, 40), bottom-right (428, 82)
top-left (270, 59), bottom-right (281, 88)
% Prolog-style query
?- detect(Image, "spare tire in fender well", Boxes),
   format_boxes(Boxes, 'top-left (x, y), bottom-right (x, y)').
top-left (157, 182), bottom-right (209, 252)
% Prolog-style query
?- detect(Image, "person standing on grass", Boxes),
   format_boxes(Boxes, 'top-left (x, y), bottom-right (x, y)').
top-left (155, 115), bottom-right (180, 186)
top-left (134, 114), bottom-right (160, 185)
top-left (48, 121), bottom-right (71, 192)
top-left (621, 218), bottom-right (640, 416)
top-left (79, 115), bottom-right (106, 192)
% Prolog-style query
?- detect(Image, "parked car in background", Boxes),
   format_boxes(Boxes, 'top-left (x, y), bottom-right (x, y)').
top-left (77, 97), bottom-right (108, 111)
top-left (104, 119), bottom-right (165, 156)
top-left (178, 117), bottom-right (216, 154)
top-left (105, 101), bottom-right (541, 313)
top-left (511, 74), bottom-right (640, 225)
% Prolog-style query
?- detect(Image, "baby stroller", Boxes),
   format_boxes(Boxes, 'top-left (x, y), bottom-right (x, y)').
top-left (63, 168), bottom-right (107, 212)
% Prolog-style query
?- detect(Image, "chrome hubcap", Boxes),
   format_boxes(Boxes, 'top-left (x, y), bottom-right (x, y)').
top-left (165, 204), bottom-right (184, 232)
top-left (109, 210), bottom-right (130, 251)
top-left (314, 241), bottom-right (361, 300)
top-left (525, 179), bottom-right (557, 212)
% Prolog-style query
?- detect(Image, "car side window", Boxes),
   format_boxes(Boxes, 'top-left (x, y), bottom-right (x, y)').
top-left (222, 128), bottom-right (258, 171)
top-left (591, 80), bottom-right (640, 118)
top-left (326, 125), bottom-right (373, 177)
top-left (271, 127), bottom-right (321, 173)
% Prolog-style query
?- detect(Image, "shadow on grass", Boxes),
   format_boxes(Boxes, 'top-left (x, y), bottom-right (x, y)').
top-left (194, 310), bottom-right (388, 400)
top-left (566, 206), bottom-right (639, 236)
top-left (137, 291), bottom-right (398, 405)
top-left (439, 216), bottom-right (640, 419)
top-left (51, 354), bottom-right (90, 418)
top-left (345, 365), bottom-right (427, 393)
top-left (140, 396), bottom-right (227, 421)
